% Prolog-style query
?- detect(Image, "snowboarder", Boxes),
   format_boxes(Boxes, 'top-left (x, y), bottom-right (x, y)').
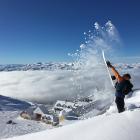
top-left (106, 61), bottom-right (133, 113)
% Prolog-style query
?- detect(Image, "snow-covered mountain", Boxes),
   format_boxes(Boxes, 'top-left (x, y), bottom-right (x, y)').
top-left (0, 62), bottom-right (140, 72)
top-left (115, 63), bottom-right (140, 70)
top-left (0, 62), bottom-right (75, 71)
top-left (0, 95), bottom-right (31, 111)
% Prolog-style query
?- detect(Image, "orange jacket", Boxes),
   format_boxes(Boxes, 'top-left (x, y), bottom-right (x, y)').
top-left (111, 66), bottom-right (123, 82)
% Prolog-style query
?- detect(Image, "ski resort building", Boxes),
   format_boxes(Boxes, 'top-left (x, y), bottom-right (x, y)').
top-left (53, 99), bottom-right (95, 120)
top-left (20, 105), bottom-right (59, 125)
top-left (33, 106), bottom-right (50, 120)
top-left (20, 107), bottom-right (36, 120)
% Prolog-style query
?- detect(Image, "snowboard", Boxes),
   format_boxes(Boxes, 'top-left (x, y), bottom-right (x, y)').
top-left (102, 50), bottom-right (114, 87)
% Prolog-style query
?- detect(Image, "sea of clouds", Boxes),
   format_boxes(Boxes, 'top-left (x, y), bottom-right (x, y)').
top-left (0, 68), bottom-right (113, 104)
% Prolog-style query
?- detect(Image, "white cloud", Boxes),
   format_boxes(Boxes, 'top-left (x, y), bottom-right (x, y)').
top-left (0, 68), bottom-right (113, 104)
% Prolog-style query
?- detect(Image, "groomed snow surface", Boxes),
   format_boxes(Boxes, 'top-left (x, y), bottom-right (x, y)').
top-left (4, 90), bottom-right (140, 140)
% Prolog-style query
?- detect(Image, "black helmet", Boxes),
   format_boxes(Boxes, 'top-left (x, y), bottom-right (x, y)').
top-left (123, 73), bottom-right (131, 79)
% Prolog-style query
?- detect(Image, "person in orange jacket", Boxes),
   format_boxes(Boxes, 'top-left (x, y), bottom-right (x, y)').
top-left (106, 61), bottom-right (133, 113)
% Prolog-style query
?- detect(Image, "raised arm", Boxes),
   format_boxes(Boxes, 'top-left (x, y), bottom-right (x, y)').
top-left (106, 61), bottom-right (123, 82)
top-left (111, 66), bottom-right (123, 82)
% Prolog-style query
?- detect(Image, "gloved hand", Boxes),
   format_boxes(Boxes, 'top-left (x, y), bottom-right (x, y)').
top-left (106, 61), bottom-right (112, 68)
top-left (111, 75), bottom-right (116, 80)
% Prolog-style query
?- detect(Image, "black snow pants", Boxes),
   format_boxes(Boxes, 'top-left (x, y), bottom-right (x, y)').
top-left (115, 97), bottom-right (125, 113)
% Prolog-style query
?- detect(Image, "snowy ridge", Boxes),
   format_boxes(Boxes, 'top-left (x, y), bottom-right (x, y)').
top-left (115, 63), bottom-right (140, 70)
top-left (0, 62), bottom-right (140, 71)
top-left (0, 63), bottom-right (75, 71)
top-left (0, 95), bottom-right (31, 111)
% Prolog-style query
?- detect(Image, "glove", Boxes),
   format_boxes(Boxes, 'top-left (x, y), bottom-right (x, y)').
top-left (106, 61), bottom-right (112, 68)
top-left (111, 75), bottom-right (116, 80)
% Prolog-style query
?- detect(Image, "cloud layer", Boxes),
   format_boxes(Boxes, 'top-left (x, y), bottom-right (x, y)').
top-left (0, 68), bottom-right (113, 104)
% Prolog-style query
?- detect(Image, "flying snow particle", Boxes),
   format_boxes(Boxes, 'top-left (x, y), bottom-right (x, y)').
top-left (80, 44), bottom-right (86, 49)
top-left (94, 22), bottom-right (100, 30)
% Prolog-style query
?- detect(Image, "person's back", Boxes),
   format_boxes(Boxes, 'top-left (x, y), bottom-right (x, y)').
top-left (115, 79), bottom-right (133, 97)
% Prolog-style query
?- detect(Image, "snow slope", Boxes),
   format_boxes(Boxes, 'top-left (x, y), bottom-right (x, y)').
top-left (0, 95), bottom-right (31, 111)
top-left (4, 91), bottom-right (140, 140)
top-left (0, 95), bottom-right (52, 139)
top-left (0, 111), bottom-right (48, 139)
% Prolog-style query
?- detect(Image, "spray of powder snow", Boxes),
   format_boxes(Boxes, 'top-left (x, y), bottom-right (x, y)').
top-left (68, 21), bottom-right (120, 100)
top-left (0, 21), bottom-right (120, 104)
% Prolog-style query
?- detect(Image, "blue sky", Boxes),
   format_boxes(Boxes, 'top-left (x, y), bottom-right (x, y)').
top-left (0, 0), bottom-right (140, 64)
